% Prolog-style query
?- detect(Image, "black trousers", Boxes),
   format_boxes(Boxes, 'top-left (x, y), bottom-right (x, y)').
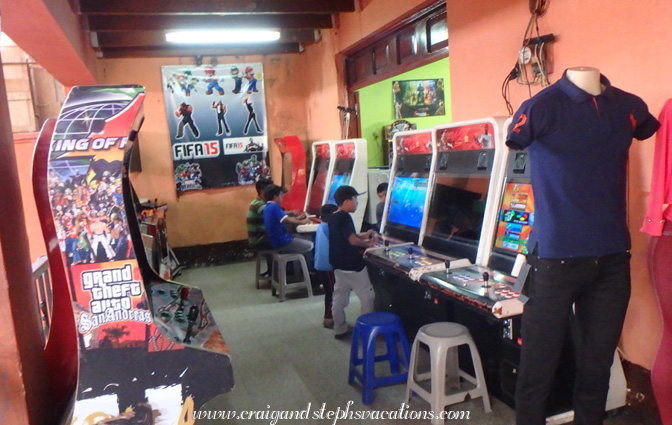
top-left (515, 251), bottom-right (631, 425)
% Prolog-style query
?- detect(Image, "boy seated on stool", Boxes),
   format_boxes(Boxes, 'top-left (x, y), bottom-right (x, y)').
top-left (329, 185), bottom-right (377, 340)
top-left (262, 184), bottom-right (313, 254)
top-left (247, 178), bottom-right (274, 275)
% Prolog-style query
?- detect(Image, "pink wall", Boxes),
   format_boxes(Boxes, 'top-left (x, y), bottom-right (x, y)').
top-left (444, 0), bottom-right (670, 368)
top-left (302, 31), bottom-right (342, 142)
top-left (335, 0), bottom-right (436, 52)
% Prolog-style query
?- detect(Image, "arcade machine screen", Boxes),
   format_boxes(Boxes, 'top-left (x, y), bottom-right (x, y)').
top-left (327, 172), bottom-right (351, 205)
top-left (384, 173), bottom-right (429, 242)
top-left (387, 176), bottom-right (429, 229)
top-left (306, 154), bottom-right (331, 215)
top-left (489, 182), bottom-right (535, 271)
top-left (422, 174), bottom-right (491, 263)
top-left (326, 149), bottom-right (356, 205)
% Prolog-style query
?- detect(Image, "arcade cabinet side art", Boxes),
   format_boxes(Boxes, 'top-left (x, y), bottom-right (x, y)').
top-left (32, 118), bottom-right (78, 422)
top-left (43, 85), bottom-right (233, 425)
top-left (274, 135), bottom-right (306, 212)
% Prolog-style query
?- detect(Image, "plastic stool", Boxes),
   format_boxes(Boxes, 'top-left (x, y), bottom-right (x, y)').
top-left (405, 322), bottom-right (491, 425)
top-left (271, 253), bottom-right (313, 301)
top-left (255, 250), bottom-right (275, 289)
top-left (349, 312), bottom-right (411, 405)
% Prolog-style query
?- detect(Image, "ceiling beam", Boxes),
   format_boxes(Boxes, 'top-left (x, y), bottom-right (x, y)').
top-left (87, 14), bottom-right (333, 31)
top-left (80, 0), bottom-right (356, 15)
top-left (98, 43), bottom-right (303, 58)
top-left (94, 30), bottom-right (319, 47)
top-left (0, 0), bottom-right (98, 85)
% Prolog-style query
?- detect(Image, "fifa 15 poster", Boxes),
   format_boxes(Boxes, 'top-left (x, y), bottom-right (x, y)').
top-left (161, 63), bottom-right (270, 193)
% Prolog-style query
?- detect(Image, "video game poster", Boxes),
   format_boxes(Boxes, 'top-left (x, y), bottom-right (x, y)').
top-left (161, 63), bottom-right (270, 193)
top-left (436, 122), bottom-right (497, 151)
top-left (393, 78), bottom-right (446, 118)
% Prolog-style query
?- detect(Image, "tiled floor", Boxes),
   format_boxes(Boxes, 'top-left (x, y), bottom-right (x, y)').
top-left (180, 261), bottom-right (655, 425)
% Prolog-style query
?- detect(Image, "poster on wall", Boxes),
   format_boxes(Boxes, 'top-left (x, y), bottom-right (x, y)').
top-left (393, 78), bottom-right (446, 118)
top-left (161, 63), bottom-right (270, 193)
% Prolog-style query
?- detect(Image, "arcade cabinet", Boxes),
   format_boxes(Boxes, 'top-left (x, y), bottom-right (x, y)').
top-left (363, 128), bottom-right (447, 316)
top-left (365, 127), bottom-right (473, 281)
top-left (365, 118), bottom-right (510, 330)
top-left (379, 128), bottom-right (435, 244)
top-left (325, 138), bottom-right (368, 231)
top-left (418, 118), bottom-right (510, 265)
top-left (363, 166), bottom-right (390, 229)
top-left (299, 138), bottom-right (368, 233)
top-left (304, 140), bottom-right (336, 217)
top-left (417, 137), bottom-right (540, 409)
top-left (33, 85), bottom-right (233, 425)
top-left (273, 135), bottom-right (307, 212)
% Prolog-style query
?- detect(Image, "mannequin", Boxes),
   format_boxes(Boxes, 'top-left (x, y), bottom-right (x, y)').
top-left (566, 66), bottom-right (602, 95)
top-left (507, 68), bottom-right (660, 425)
top-left (641, 98), bottom-right (672, 425)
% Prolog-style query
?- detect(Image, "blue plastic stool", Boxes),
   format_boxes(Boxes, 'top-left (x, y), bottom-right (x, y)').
top-left (348, 312), bottom-right (411, 405)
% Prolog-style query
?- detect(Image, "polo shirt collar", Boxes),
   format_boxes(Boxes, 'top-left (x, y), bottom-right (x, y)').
top-left (557, 69), bottom-right (616, 103)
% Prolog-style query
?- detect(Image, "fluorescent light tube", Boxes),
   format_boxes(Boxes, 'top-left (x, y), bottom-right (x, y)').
top-left (165, 30), bottom-right (281, 44)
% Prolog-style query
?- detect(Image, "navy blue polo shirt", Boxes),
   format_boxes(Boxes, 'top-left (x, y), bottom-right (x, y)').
top-left (506, 70), bottom-right (659, 258)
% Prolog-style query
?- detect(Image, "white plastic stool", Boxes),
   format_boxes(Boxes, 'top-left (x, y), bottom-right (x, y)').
top-left (255, 250), bottom-right (275, 289)
top-left (405, 322), bottom-right (491, 424)
top-left (271, 253), bottom-right (313, 301)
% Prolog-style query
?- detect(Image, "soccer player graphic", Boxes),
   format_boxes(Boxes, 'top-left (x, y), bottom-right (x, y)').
top-left (477, 123), bottom-right (494, 148)
top-left (243, 97), bottom-right (263, 135)
top-left (175, 102), bottom-right (200, 138)
top-left (211, 100), bottom-right (231, 136)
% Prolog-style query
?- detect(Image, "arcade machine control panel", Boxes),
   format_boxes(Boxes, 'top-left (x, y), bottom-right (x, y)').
top-left (420, 264), bottom-right (528, 319)
top-left (364, 239), bottom-right (471, 281)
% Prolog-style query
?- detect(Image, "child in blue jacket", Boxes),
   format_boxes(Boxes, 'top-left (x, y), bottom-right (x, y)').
top-left (314, 204), bottom-right (338, 328)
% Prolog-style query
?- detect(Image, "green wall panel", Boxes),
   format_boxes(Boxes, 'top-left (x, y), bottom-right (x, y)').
top-left (357, 57), bottom-right (451, 166)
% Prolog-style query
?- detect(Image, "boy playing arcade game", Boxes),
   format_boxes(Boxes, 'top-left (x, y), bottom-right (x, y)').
top-left (262, 184), bottom-right (312, 254)
top-left (329, 185), bottom-right (377, 339)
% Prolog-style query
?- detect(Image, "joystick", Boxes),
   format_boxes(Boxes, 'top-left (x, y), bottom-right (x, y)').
top-left (384, 240), bottom-right (390, 255)
top-left (177, 287), bottom-right (190, 312)
top-left (481, 271), bottom-right (490, 289)
top-left (407, 247), bottom-right (415, 262)
top-left (183, 305), bottom-right (199, 343)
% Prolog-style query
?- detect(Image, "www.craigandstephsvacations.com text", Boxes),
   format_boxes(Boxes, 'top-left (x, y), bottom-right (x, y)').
top-left (192, 401), bottom-right (470, 424)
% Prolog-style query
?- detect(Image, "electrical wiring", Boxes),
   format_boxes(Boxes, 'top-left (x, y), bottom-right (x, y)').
top-left (501, 0), bottom-right (552, 114)
top-left (529, 0), bottom-right (550, 16)
top-left (501, 66), bottom-right (518, 116)
top-left (531, 12), bottom-right (551, 86)
top-left (536, 42), bottom-right (550, 86)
